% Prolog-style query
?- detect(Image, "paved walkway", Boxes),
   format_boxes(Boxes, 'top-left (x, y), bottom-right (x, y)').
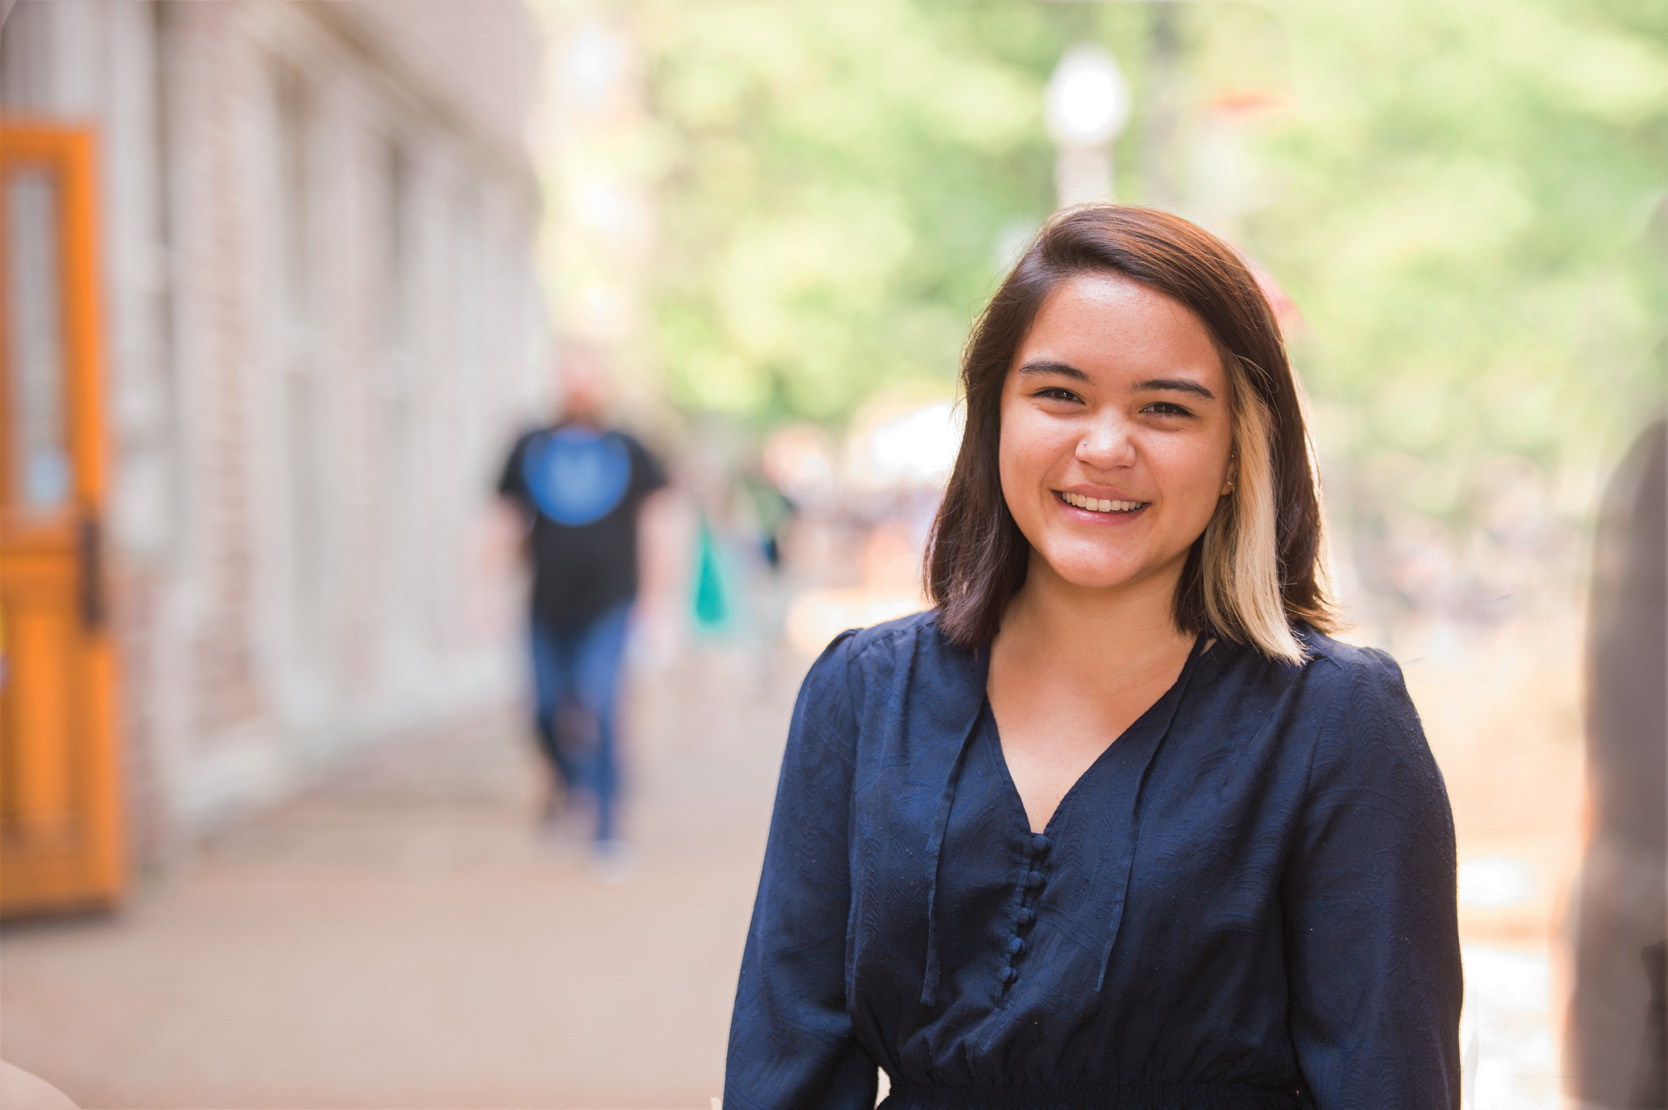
top-left (2, 650), bottom-right (802, 1109)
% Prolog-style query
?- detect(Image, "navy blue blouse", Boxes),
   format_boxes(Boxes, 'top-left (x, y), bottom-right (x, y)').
top-left (726, 611), bottom-right (1462, 1110)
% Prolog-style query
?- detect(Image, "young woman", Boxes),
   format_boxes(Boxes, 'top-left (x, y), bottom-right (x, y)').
top-left (725, 207), bottom-right (1462, 1109)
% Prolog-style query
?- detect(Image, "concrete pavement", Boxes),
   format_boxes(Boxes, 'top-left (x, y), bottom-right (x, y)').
top-left (1, 649), bottom-right (803, 1109)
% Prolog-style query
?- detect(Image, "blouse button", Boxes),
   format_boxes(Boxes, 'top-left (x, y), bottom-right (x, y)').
top-left (1030, 833), bottom-right (1052, 856)
top-left (1015, 907), bottom-right (1036, 927)
top-left (997, 966), bottom-right (1017, 985)
top-left (1006, 935), bottom-right (1027, 957)
top-left (1024, 869), bottom-right (1045, 890)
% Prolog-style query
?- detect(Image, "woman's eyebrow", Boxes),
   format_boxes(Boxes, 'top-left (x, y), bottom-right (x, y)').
top-left (1135, 377), bottom-right (1216, 400)
top-left (1016, 359), bottom-right (1090, 381)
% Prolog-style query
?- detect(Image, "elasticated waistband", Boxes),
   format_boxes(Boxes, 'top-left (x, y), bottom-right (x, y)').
top-left (880, 1081), bottom-right (1301, 1110)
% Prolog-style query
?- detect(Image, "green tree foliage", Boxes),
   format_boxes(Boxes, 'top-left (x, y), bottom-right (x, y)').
top-left (551, 0), bottom-right (1666, 551)
top-left (635, 1), bottom-right (1153, 424)
top-left (1251, 0), bottom-right (1668, 498)
top-left (632, 0), bottom-right (1665, 470)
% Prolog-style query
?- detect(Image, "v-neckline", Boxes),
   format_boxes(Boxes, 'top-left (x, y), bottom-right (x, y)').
top-left (982, 633), bottom-right (1210, 836)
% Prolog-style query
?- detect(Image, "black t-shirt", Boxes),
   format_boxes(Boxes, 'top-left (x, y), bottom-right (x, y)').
top-left (497, 423), bottom-right (667, 628)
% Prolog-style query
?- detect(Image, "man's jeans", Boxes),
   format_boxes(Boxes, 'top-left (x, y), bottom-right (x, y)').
top-left (529, 602), bottom-right (633, 843)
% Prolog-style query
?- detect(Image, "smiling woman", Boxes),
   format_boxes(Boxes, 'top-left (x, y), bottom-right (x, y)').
top-left (997, 273), bottom-right (1235, 616)
top-left (931, 207), bottom-right (1330, 662)
top-left (725, 207), bottom-right (1462, 1110)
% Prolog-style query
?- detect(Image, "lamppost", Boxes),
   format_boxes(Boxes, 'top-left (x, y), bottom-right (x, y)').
top-left (1044, 44), bottom-right (1131, 209)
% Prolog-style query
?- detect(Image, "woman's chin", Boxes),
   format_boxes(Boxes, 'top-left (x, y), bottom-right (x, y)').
top-left (1034, 560), bottom-right (1146, 595)
top-left (1027, 547), bottom-right (1186, 599)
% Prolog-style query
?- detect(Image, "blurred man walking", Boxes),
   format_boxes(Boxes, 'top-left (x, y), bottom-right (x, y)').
top-left (497, 347), bottom-right (667, 862)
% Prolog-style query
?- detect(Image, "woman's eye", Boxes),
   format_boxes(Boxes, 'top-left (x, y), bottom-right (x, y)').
top-left (1034, 387), bottom-right (1082, 404)
top-left (1143, 401), bottom-right (1193, 417)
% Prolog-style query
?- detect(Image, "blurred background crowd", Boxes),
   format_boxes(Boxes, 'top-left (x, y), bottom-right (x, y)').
top-left (0, 0), bottom-right (1662, 1106)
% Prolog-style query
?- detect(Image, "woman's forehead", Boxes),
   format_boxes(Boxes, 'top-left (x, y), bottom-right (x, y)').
top-left (1011, 273), bottom-right (1226, 386)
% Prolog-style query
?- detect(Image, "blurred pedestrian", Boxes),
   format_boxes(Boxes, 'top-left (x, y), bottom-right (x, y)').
top-left (1565, 420), bottom-right (1666, 1109)
top-left (497, 346), bottom-right (667, 858)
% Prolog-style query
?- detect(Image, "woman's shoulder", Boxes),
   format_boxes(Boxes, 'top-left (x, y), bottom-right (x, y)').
top-left (1292, 626), bottom-right (1409, 690)
top-left (1209, 625), bottom-right (1411, 712)
top-left (1203, 627), bottom-right (1425, 756)
top-left (817, 609), bottom-right (960, 669)
top-left (786, 611), bottom-right (968, 764)
top-left (801, 609), bottom-right (977, 709)
top-left (1281, 627), bottom-right (1436, 771)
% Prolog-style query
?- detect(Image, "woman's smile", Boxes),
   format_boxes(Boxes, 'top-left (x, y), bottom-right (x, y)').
top-left (1056, 490), bottom-right (1148, 515)
top-left (998, 271), bottom-right (1234, 598)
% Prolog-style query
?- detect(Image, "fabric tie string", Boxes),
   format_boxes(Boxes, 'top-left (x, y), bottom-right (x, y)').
top-left (919, 697), bottom-right (983, 1008)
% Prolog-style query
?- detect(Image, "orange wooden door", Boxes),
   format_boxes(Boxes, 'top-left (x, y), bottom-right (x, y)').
top-left (0, 125), bottom-right (124, 917)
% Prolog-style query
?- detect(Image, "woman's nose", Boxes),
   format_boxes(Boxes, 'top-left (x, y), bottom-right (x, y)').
top-left (1075, 415), bottom-right (1136, 470)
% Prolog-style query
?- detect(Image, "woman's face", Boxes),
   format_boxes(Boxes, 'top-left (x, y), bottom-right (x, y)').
top-left (998, 271), bottom-right (1234, 601)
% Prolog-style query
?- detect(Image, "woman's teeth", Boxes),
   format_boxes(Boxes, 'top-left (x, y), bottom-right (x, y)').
top-left (1061, 492), bottom-right (1144, 513)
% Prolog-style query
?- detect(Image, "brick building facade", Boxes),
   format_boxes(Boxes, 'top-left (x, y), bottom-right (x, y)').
top-left (1, 0), bottom-right (548, 868)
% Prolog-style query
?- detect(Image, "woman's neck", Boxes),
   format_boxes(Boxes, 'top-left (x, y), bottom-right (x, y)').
top-left (995, 557), bottom-right (1195, 687)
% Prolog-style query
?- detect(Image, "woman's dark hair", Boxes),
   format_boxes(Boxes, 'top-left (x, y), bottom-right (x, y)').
top-left (925, 205), bottom-right (1336, 657)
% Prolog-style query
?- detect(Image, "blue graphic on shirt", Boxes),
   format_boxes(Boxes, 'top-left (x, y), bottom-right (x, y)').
top-left (523, 428), bottom-right (632, 526)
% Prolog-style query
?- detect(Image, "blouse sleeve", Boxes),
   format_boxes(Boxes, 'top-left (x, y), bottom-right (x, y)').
top-left (1282, 649), bottom-right (1464, 1108)
top-left (725, 632), bottom-right (879, 1110)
